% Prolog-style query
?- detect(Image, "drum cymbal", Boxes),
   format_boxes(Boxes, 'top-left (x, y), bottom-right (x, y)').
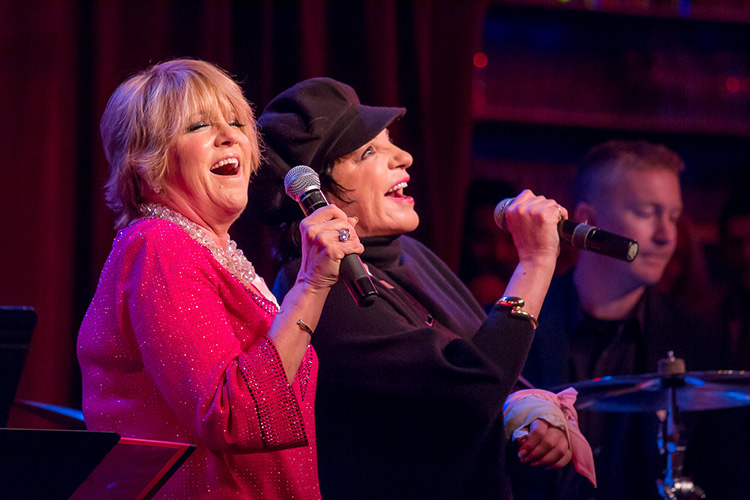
top-left (553, 370), bottom-right (750, 413)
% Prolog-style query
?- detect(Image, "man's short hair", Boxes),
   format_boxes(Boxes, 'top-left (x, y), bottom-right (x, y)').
top-left (574, 140), bottom-right (684, 206)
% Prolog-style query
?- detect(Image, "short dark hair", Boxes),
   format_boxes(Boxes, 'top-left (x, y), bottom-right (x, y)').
top-left (574, 140), bottom-right (684, 206)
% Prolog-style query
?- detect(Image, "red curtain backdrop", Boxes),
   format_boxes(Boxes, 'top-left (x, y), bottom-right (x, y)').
top-left (0, 0), bottom-right (486, 426)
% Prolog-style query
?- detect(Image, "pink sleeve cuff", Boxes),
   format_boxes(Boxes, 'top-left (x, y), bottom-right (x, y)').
top-left (504, 387), bottom-right (597, 487)
top-left (239, 338), bottom-right (308, 451)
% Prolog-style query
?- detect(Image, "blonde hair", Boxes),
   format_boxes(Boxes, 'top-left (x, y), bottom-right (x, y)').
top-left (100, 58), bottom-right (260, 229)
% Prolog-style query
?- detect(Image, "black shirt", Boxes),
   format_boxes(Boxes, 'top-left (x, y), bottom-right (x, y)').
top-left (519, 271), bottom-right (723, 500)
top-left (274, 235), bottom-right (536, 500)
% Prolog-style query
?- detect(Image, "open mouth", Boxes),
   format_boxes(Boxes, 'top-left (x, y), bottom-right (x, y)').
top-left (210, 157), bottom-right (240, 176)
top-left (386, 181), bottom-right (408, 198)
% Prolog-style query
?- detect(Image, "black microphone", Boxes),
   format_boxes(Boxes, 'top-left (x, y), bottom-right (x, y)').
top-left (284, 165), bottom-right (378, 306)
top-left (493, 198), bottom-right (639, 262)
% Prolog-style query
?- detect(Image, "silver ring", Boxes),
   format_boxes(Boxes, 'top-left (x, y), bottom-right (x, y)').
top-left (337, 228), bottom-right (350, 242)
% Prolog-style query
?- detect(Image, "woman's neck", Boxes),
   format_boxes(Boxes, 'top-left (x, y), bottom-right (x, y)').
top-left (151, 194), bottom-right (233, 248)
top-left (143, 200), bottom-right (230, 249)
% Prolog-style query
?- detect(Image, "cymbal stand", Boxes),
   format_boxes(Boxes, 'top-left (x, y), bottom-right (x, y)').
top-left (656, 352), bottom-right (706, 500)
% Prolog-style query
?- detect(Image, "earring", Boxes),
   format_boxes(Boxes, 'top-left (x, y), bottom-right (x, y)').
top-left (152, 183), bottom-right (163, 194)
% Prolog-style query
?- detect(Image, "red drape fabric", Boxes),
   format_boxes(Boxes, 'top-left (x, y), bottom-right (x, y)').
top-left (1, 0), bottom-right (81, 428)
top-left (0, 0), bottom-right (486, 427)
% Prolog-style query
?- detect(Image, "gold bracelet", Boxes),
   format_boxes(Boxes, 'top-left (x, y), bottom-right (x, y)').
top-left (296, 319), bottom-right (314, 336)
top-left (496, 296), bottom-right (538, 330)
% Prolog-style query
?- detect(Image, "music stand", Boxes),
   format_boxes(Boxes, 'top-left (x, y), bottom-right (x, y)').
top-left (0, 306), bottom-right (37, 427)
top-left (0, 428), bottom-right (118, 499)
top-left (0, 429), bottom-right (195, 500)
top-left (71, 436), bottom-right (195, 499)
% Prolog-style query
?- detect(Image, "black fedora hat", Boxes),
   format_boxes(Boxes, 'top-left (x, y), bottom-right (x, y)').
top-left (252, 77), bottom-right (405, 224)
top-left (259, 77), bottom-right (405, 175)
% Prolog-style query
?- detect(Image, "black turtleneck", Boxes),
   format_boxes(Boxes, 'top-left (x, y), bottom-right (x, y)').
top-left (274, 234), bottom-right (537, 500)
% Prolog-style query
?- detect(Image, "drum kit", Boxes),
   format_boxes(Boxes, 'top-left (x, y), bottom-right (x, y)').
top-left (556, 351), bottom-right (750, 500)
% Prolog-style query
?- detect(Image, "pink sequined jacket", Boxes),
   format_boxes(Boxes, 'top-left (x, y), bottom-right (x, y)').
top-left (78, 218), bottom-right (319, 499)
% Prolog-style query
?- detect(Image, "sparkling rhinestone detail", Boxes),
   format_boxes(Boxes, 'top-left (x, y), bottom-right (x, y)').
top-left (140, 203), bottom-right (258, 287)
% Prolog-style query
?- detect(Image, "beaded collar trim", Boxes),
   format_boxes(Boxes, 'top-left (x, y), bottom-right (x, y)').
top-left (139, 203), bottom-right (258, 288)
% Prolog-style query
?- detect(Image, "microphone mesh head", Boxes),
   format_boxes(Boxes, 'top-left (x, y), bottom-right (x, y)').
top-left (493, 198), bottom-right (514, 231)
top-left (284, 165), bottom-right (321, 201)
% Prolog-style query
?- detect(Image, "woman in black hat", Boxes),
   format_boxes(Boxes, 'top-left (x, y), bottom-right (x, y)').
top-left (251, 78), bottom-right (589, 499)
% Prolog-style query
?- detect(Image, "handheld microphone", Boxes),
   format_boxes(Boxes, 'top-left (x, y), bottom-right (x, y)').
top-left (284, 165), bottom-right (379, 306)
top-left (493, 198), bottom-right (639, 262)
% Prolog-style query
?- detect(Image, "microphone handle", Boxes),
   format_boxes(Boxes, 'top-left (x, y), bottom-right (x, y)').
top-left (558, 220), bottom-right (639, 262)
top-left (297, 190), bottom-right (378, 306)
top-left (298, 189), bottom-right (329, 215)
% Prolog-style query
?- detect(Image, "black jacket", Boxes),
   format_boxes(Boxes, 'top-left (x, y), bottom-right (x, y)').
top-left (274, 235), bottom-right (536, 500)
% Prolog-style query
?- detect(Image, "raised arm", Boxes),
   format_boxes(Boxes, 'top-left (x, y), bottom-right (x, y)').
top-left (501, 189), bottom-right (568, 318)
top-left (268, 204), bottom-right (363, 382)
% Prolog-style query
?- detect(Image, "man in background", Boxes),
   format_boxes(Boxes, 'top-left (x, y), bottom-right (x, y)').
top-left (518, 140), bottom-right (723, 500)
